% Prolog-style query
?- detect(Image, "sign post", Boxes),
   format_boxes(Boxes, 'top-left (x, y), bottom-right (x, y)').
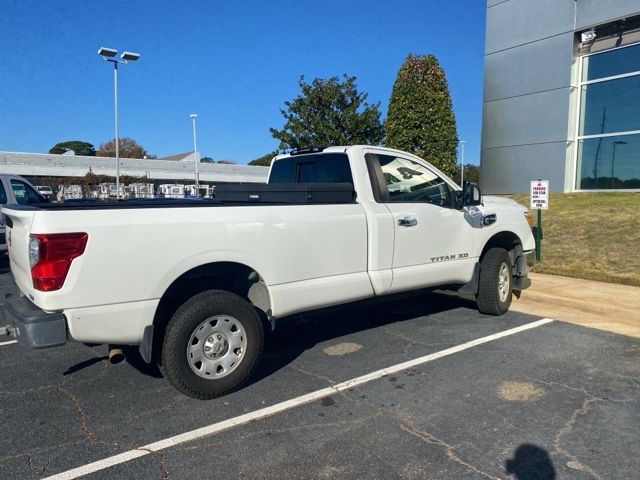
top-left (530, 180), bottom-right (549, 261)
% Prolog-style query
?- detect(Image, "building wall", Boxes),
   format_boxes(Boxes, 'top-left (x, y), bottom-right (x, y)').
top-left (576, 0), bottom-right (640, 29)
top-left (0, 151), bottom-right (269, 183)
top-left (482, 0), bottom-right (640, 193)
top-left (481, 0), bottom-right (575, 193)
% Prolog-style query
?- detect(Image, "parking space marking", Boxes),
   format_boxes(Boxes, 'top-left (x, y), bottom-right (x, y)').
top-left (43, 317), bottom-right (554, 480)
top-left (0, 340), bottom-right (17, 347)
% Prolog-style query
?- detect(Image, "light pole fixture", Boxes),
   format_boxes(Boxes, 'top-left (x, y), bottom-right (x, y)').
top-left (98, 46), bottom-right (140, 200)
top-left (611, 140), bottom-right (628, 189)
top-left (459, 140), bottom-right (466, 186)
top-left (190, 113), bottom-right (199, 196)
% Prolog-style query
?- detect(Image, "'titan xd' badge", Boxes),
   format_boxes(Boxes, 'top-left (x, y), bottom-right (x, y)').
top-left (530, 180), bottom-right (549, 210)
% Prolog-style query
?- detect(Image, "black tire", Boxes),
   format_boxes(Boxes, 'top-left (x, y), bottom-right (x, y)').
top-left (477, 247), bottom-right (513, 315)
top-left (161, 289), bottom-right (264, 399)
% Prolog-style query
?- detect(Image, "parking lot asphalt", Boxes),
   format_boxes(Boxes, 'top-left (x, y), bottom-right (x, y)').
top-left (0, 266), bottom-right (639, 479)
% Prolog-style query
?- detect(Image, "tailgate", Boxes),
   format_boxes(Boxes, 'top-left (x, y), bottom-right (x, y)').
top-left (2, 206), bottom-right (36, 298)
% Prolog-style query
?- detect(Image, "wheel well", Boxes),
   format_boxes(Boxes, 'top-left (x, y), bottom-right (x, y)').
top-left (480, 231), bottom-right (522, 261)
top-left (480, 231), bottom-right (529, 279)
top-left (152, 262), bottom-right (272, 355)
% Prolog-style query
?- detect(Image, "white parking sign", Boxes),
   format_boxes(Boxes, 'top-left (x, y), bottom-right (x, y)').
top-left (530, 180), bottom-right (549, 210)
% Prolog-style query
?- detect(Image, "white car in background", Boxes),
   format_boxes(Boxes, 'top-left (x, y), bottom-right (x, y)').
top-left (35, 186), bottom-right (54, 200)
top-left (0, 175), bottom-right (48, 251)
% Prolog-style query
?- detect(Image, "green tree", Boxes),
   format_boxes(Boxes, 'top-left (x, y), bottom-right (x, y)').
top-left (270, 75), bottom-right (383, 151)
top-left (248, 151), bottom-right (277, 166)
top-left (49, 140), bottom-right (95, 156)
top-left (96, 137), bottom-right (153, 159)
top-left (385, 54), bottom-right (458, 177)
top-left (452, 164), bottom-right (480, 185)
top-left (200, 156), bottom-right (215, 163)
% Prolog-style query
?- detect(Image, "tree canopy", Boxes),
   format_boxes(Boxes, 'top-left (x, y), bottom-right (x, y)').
top-left (49, 140), bottom-right (95, 156)
top-left (96, 137), bottom-right (154, 159)
top-left (385, 54), bottom-right (458, 177)
top-left (248, 152), bottom-right (277, 167)
top-left (452, 164), bottom-right (480, 185)
top-left (270, 75), bottom-right (383, 151)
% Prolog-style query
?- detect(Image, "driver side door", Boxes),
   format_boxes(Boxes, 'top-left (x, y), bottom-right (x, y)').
top-left (366, 152), bottom-right (478, 293)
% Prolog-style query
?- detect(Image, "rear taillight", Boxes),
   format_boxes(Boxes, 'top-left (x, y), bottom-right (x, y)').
top-left (29, 233), bottom-right (88, 291)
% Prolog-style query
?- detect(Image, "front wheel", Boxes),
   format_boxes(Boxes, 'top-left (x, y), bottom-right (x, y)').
top-left (477, 247), bottom-right (513, 315)
top-left (161, 290), bottom-right (264, 399)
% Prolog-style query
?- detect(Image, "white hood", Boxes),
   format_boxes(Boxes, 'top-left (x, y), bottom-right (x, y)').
top-left (482, 195), bottom-right (519, 205)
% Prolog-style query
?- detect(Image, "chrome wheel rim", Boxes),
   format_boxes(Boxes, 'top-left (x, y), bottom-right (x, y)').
top-left (187, 315), bottom-right (246, 379)
top-left (497, 262), bottom-right (510, 303)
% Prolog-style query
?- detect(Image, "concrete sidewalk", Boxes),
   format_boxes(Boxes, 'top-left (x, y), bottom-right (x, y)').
top-left (512, 272), bottom-right (640, 338)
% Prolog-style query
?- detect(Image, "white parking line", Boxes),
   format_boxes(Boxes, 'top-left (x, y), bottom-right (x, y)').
top-left (0, 340), bottom-right (17, 347)
top-left (44, 317), bottom-right (554, 480)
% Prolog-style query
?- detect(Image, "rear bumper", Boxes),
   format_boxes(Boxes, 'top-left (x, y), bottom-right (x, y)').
top-left (4, 296), bottom-right (67, 348)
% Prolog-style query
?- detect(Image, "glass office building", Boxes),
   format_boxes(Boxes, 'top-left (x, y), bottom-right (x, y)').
top-left (482, 1), bottom-right (640, 193)
top-left (577, 40), bottom-right (640, 189)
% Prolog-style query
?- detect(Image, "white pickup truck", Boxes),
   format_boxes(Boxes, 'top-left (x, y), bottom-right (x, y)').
top-left (2, 146), bottom-right (534, 399)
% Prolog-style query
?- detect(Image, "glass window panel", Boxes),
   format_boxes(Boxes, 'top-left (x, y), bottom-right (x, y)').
top-left (580, 75), bottom-right (640, 135)
top-left (269, 153), bottom-right (353, 184)
top-left (10, 179), bottom-right (45, 204)
top-left (268, 156), bottom-right (296, 183)
top-left (376, 154), bottom-right (453, 206)
top-left (582, 43), bottom-right (640, 81)
top-left (576, 133), bottom-right (640, 189)
top-left (296, 154), bottom-right (353, 183)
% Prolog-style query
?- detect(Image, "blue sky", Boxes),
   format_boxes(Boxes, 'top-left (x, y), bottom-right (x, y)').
top-left (0, 0), bottom-right (486, 164)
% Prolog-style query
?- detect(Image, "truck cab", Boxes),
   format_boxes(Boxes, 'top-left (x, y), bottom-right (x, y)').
top-left (268, 146), bottom-right (534, 297)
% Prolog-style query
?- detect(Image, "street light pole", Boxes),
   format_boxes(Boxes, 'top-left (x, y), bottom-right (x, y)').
top-left (611, 140), bottom-right (628, 189)
top-left (460, 140), bottom-right (466, 185)
top-left (98, 47), bottom-right (140, 200)
top-left (113, 62), bottom-right (119, 198)
top-left (190, 114), bottom-right (199, 196)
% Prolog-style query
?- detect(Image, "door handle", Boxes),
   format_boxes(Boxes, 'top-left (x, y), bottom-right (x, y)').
top-left (398, 216), bottom-right (418, 227)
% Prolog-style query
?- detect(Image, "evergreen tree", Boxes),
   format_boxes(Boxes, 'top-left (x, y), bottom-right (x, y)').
top-left (385, 54), bottom-right (458, 177)
top-left (49, 140), bottom-right (95, 156)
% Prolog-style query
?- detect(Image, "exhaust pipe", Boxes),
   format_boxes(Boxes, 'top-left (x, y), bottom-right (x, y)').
top-left (108, 345), bottom-right (126, 364)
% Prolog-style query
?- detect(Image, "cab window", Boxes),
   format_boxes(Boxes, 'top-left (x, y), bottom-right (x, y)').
top-left (367, 153), bottom-right (454, 207)
top-left (0, 180), bottom-right (7, 204)
top-left (10, 179), bottom-right (46, 205)
top-left (269, 153), bottom-right (353, 184)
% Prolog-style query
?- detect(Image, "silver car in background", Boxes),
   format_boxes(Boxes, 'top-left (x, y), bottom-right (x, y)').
top-left (0, 175), bottom-right (48, 252)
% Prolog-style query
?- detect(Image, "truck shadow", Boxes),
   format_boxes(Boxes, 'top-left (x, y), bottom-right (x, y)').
top-left (66, 290), bottom-right (476, 380)
top-left (247, 290), bottom-right (477, 387)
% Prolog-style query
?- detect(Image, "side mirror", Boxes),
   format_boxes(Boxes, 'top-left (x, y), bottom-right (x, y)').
top-left (462, 181), bottom-right (482, 207)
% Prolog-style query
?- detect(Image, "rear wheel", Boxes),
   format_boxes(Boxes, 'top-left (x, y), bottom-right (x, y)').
top-left (161, 289), bottom-right (264, 399)
top-left (477, 247), bottom-right (513, 315)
